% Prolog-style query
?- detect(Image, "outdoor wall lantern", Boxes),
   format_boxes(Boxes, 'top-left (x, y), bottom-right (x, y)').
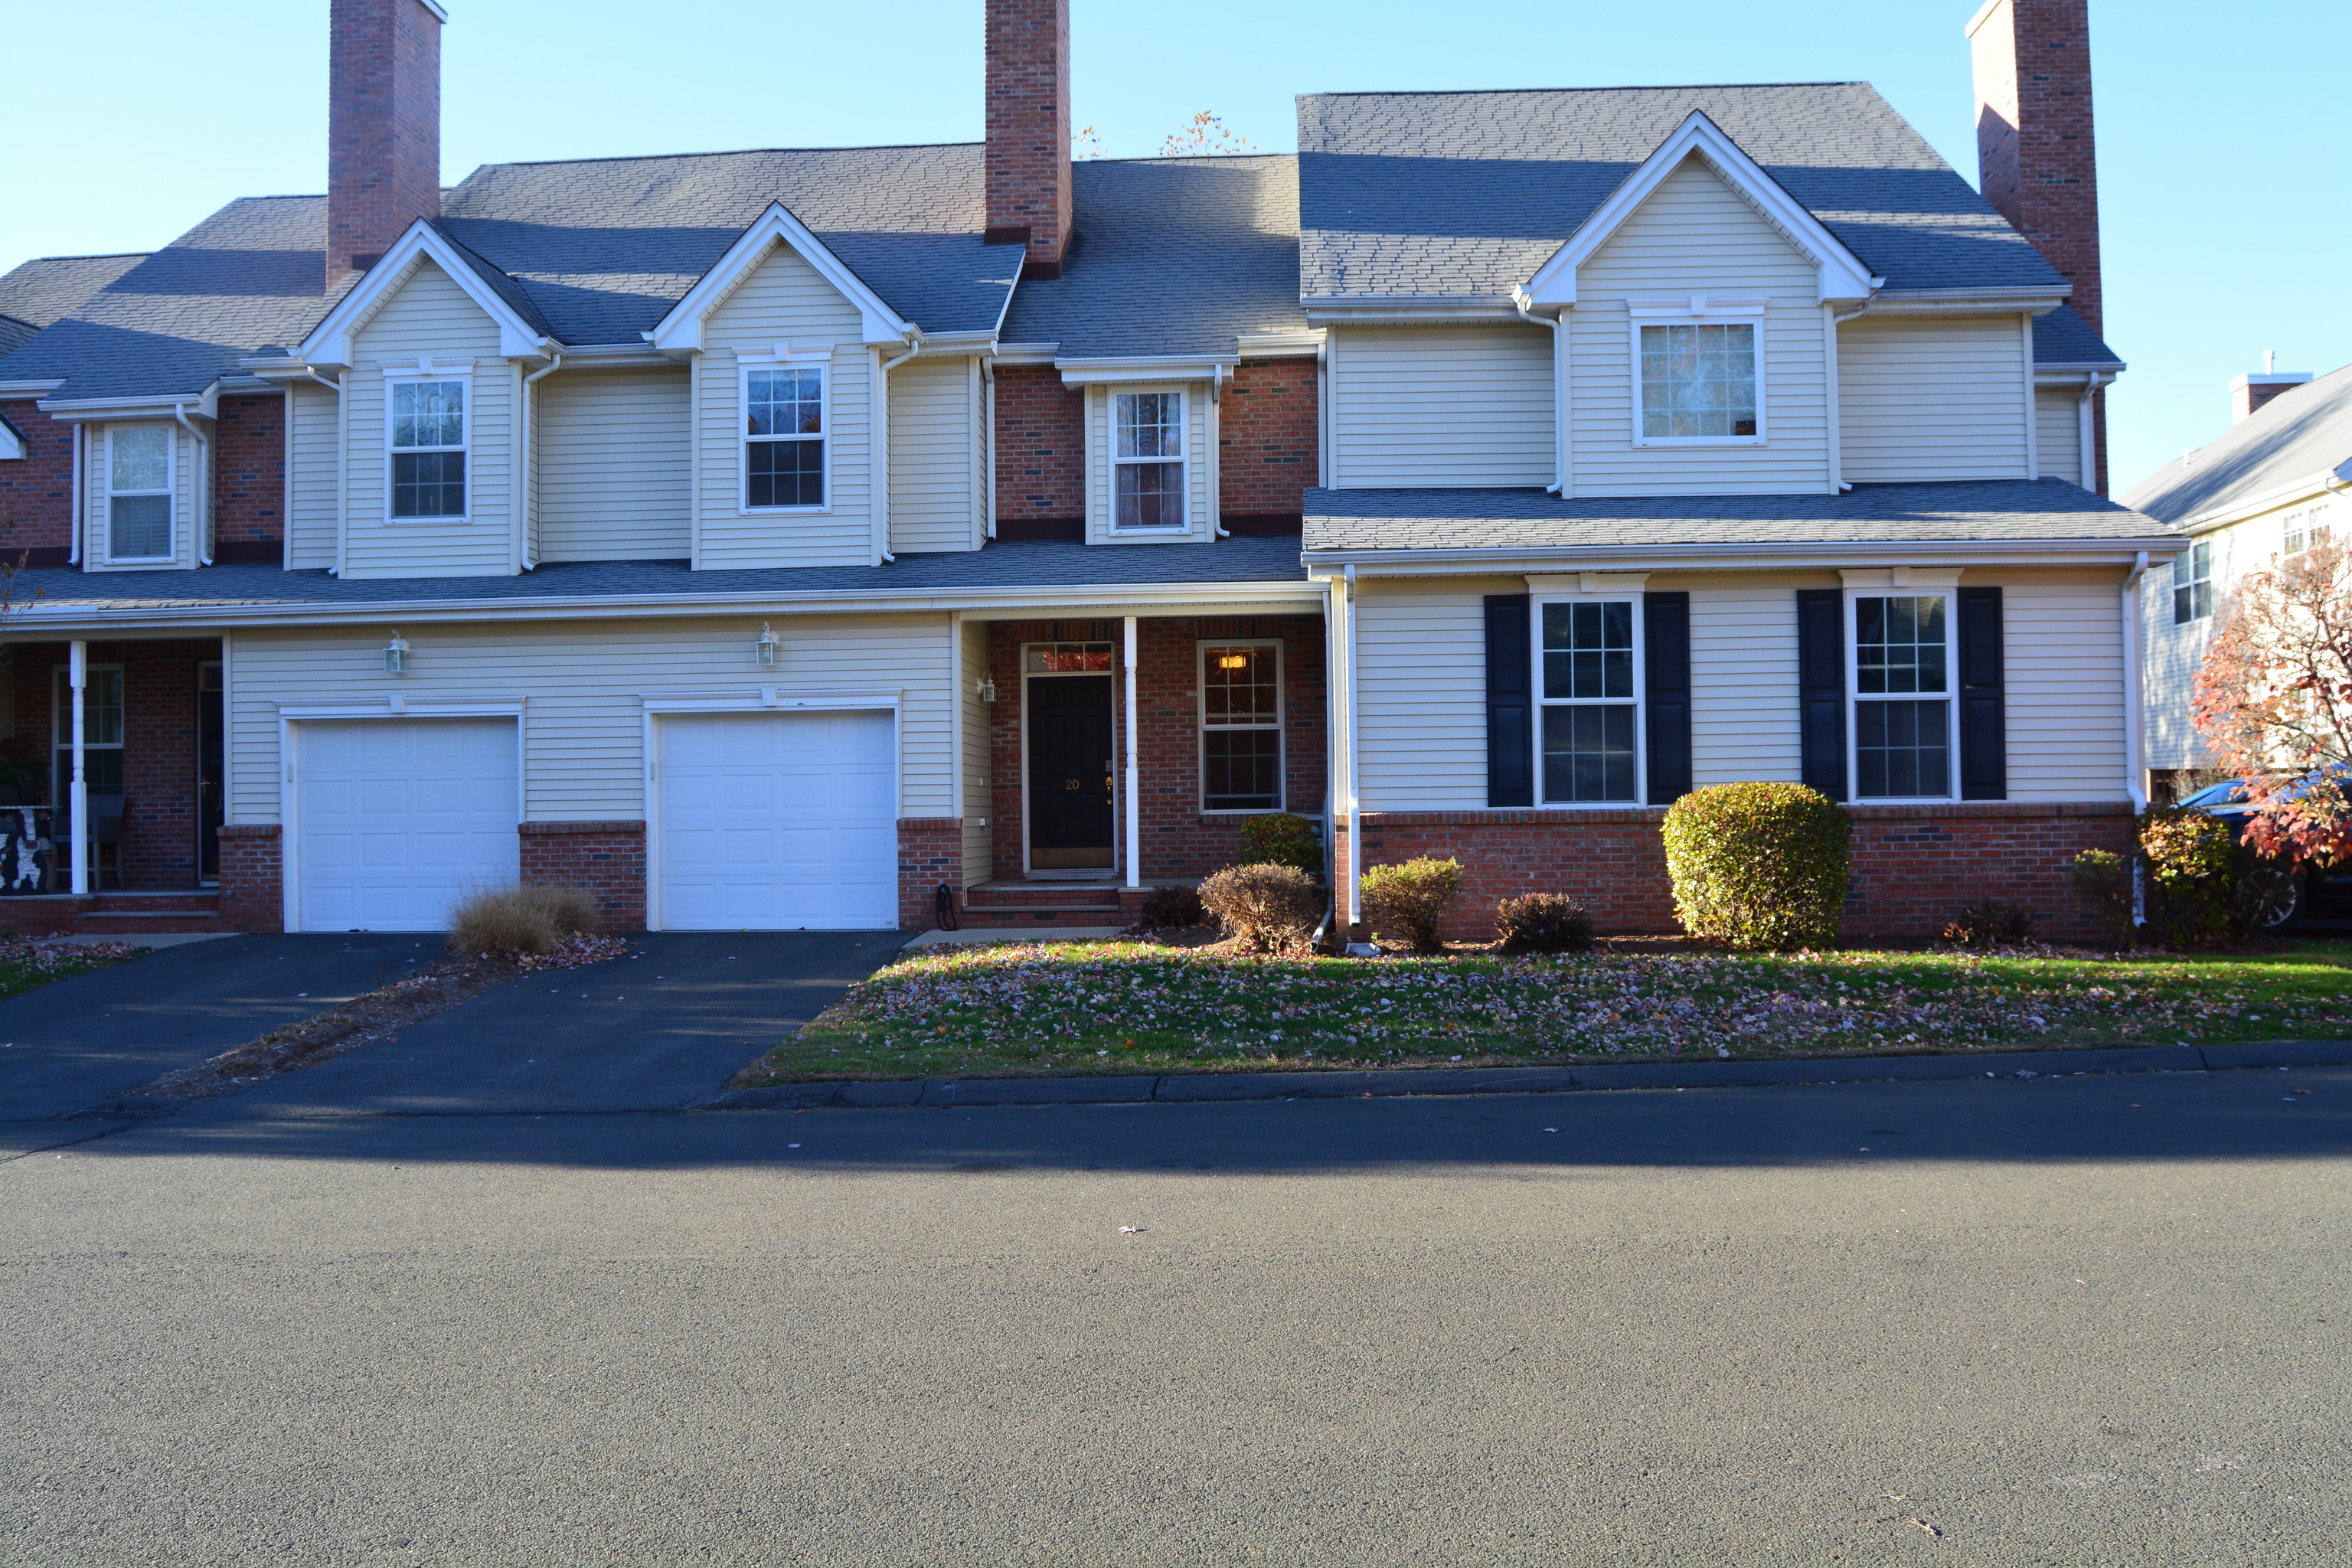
top-left (975, 675), bottom-right (998, 703)
top-left (755, 622), bottom-right (782, 668)
top-left (384, 631), bottom-right (410, 675)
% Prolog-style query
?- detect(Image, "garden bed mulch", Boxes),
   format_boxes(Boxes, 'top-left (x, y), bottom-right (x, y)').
top-left (80, 934), bottom-right (629, 1116)
top-left (730, 933), bottom-right (2352, 1087)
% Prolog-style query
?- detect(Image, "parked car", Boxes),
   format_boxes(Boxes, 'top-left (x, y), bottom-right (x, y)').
top-left (2182, 777), bottom-right (2352, 931)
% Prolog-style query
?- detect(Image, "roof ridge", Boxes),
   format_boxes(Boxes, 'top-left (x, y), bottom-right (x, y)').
top-left (1301, 81), bottom-right (1864, 100)
top-left (7, 250), bottom-right (152, 265)
top-left (462, 139), bottom-right (985, 175)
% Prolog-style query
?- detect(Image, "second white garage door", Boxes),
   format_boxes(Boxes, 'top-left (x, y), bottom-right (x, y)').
top-left (655, 710), bottom-right (897, 929)
top-left (296, 717), bottom-right (520, 932)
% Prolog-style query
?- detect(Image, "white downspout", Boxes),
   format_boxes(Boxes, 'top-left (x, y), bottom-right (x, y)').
top-left (1209, 364), bottom-right (1229, 537)
top-left (68, 641), bottom-right (88, 896)
top-left (980, 356), bottom-right (998, 540)
top-left (175, 403), bottom-right (211, 565)
top-left (2077, 372), bottom-right (2107, 492)
top-left (68, 423), bottom-right (83, 565)
top-left (519, 351), bottom-right (563, 570)
top-left (1122, 615), bottom-right (1141, 890)
top-left (1344, 563), bottom-right (1362, 929)
top-left (2122, 549), bottom-right (2149, 809)
top-left (1514, 291), bottom-right (1565, 496)
top-left (1827, 302), bottom-right (1870, 492)
top-left (875, 330), bottom-right (925, 564)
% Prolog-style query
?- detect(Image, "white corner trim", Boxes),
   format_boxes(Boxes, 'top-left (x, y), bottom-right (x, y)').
top-left (298, 221), bottom-right (552, 366)
top-left (1522, 111), bottom-right (1879, 308)
top-left (647, 204), bottom-right (913, 353)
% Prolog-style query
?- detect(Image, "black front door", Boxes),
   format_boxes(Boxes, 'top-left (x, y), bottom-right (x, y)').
top-left (1027, 675), bottom-right (1114, 868)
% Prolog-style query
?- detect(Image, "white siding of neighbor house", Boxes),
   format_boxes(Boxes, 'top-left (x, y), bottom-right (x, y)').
top-left (341, 257), bottom-right (515, 579)
top-left (224, 612), bottom-right (954, 827)
top-left (1328, 325), bottom-right (1553, 489)
top-left (2035, 387), bottom-right (2083, 483)
top-left (1687, 571), bottom-right (1819, 786)
top-left (1838, 314), bottom-right (2033, 483)
top-left (695, 240), bottom-right (874, 569)
top-left (286, 378), bottom-right (340, 569)
top-left (534, 367), bottom-right (692, 562)
top-left (1351, 577), bottom-right (1520, 808)
top-left (890, 353), bottom-right (982, 554)
top-left (959, 614), bottom-right (992, 884)
top-left (1083, 382), bottom-right (1214, 544)
top-left (82, 420), bottom-right (199, 571)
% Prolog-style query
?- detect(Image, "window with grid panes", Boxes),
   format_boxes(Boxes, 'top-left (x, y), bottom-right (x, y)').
top-left (1854, 595), bottom-right (1952, 799)
top-left (746, 366), bottom-right (825, 508)
top-left (1200, 644), bottom-right (1281, 810)
top-left (389, 380), bottom-right (467, 518)
top-left (1539, 599), bottom-right (1639, 802)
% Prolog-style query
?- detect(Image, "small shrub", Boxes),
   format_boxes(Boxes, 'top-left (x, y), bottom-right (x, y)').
top-left (1939, 897), bottom-right (2036, 950)
top-left (1360, 856), bottom-right (1465, 952)
top-left (1661, 782), bottom-right (1851, 952)
top-left (2138, 804), bottom-right (2239, 948)
top-left (2066, 849), bottom-right (2135, 949)
top-left (1138, 882), bottom-right (1207, 931)
top-left (447, 884), bottom-right (599, 956)
top-left (1197, 863), bottom-right (1320, 952)
top-left (1238, 812), bottom-right (1324, 882)
top-left (1494, 893), bottom-right (1595, 955)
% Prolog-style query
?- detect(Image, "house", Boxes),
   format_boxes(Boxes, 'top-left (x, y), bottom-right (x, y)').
top-left (2122, 361), bottom-right (2352, 801)
top-left (0, 0), bottom-right (2174, 944)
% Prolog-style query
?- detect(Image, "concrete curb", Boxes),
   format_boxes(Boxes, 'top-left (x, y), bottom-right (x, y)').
top-left (700, 1038), bottom-right (2352, 1112)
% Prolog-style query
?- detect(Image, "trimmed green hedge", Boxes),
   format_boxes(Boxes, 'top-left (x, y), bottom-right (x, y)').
top-left (1662, 782), bottom-right (1851, 951)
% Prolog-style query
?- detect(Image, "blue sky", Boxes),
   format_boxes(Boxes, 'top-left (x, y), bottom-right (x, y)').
top-left (5, 0), bottom-right (2341, 491)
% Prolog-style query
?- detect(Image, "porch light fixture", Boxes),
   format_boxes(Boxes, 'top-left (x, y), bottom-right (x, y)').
top-left (755, 622), bottom-right (782, 668)
top-left (384, 631), bottom-right (410, 675)
top-left (975, 675), bottom-right (997, 703)
top-left (1215, 652), bottom-right (1250, 670)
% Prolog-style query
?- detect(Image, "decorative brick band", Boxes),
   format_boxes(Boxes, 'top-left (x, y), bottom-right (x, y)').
top-left (518, 820), bottom-right (645, 932)
top-left (218, 822), bottom-right (284, 933)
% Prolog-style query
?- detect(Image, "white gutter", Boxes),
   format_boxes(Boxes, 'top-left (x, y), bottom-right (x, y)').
top-left (519, 351), bottom-right (564, 570)
top-left (1305, 537), bottom-right (2187, 576)
top-left (874, 330), bottom-right (926, 564)
top-left (1512, 289), bottom-right (1566, 496)
top-left (174, 403), bottom-right (212, 565)
top-left (2121, 549), bottom-right (2149, 809)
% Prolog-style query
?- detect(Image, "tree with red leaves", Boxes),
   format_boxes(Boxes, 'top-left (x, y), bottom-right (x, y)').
top-left (2190, 535), bottom-right (2352, 864)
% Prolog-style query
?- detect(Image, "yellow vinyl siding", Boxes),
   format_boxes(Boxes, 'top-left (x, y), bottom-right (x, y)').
top-left (1083, 382), bottom-right (1214, 545)
top-left (2035, 387), bottom-right (2083, 482)
top-left (1568, 157), bottom-right (1830, 497)
top-left (1995, 570), bottom-right (2131, 802)
top-left (1351, 577), bottom-right (1522, 808)
top-left (286, 379), bottom-right (339, 569)
top-left (889, 354), bottom-right (982, 554)
top-left (1687, 572), bottom-right (1821, 786)
top-left (224, 612), bottom-right (955, 826)
top-left (1838, 315), bottom-right (2034, 482)
top-left (1328, 325), bottom-right (1553, 488)
top-left (535, 367), bottom-right (692, 562)
top-left (342, 258), bottom-right (514, 579)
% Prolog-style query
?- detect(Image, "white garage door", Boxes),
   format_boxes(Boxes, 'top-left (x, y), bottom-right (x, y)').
top-left (295, 718), bottom-right (519, 932)
top-left (656, 710), bottom-right (896, 929)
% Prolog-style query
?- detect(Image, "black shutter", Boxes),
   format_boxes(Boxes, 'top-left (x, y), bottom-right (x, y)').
top-left (1796, 588), bottom-right (1847, 802)
top-left (1485, 594), bottom-right (1532, 807)
top-left (1643, 591), bottom-right (1691, 805)
top-left (1957, 585), bottom-right (2007, 800)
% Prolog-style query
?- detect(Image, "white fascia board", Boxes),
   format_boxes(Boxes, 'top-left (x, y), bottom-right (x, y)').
top-left (1521, 111), bottom-right (1879, 308)
top-left (0, 418), bottom-right (22, 461)
top-left (1303, 536), bottom-right (2187, 577)
top-left (2036, 366), bottom-right (2125, 382)
top-left (991, 341), bottom-right (1059, 364)
top-left (645, 203), bottom-right (913, 353)
top-left (1055, 355), bottom-right (1236, 387)
top-left (0, 380), bottom-right (67, 398)
top-left (555, 341), bottom-right (681, 367)
top-left (37, 385), bottom-right (220, 421)
top-left (299, 221), bottom-right (553, 366)
top-left (2182, 469), bottom-right (2349, 534)
top-left (1867, 286), bottom-right (2069, 314)
top-left (1303, 298), bottom-right (1521, 327)
top-left (915, 330), bottom-right (1001, 354)
top-left (1238, 330), bottom-right (1327, 358)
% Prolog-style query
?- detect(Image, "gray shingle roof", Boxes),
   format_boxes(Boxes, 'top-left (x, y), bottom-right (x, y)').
top-left (5, 535), bottom-right (1314, 616)
top-left (1000, 155), bottom-right (1308, 358)
top-left (436, 143), bottom-right (1021, 344)
top-left (0, 252), bottom-right (149, 335)
top-left (1303, 481), bottom-right (2166, 554)
top-left (0, 316), bottom-right (35, 360)
top-left (1297, 83), bottom-right (2069, 302)
top-left (2032, 304), bottom-right (2121, 369)
top-left (0, 200), bottom-right (338, 401)
top-left (2121, 364), bottom-right (2352, 527)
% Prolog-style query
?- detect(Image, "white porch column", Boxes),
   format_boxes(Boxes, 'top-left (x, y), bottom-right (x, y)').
top-left (1123, 616), bottom-right (1141, 890)
top-left (1343, 566), bottom-right (1362, 928)
top-left (68, 640), bottom-right (89, 897)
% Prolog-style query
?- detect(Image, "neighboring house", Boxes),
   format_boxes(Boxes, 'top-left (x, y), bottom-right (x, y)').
top-left (0, 0), bottom-right (2173, 943)
top-left (2122, 362), bottom-right (2352, 799)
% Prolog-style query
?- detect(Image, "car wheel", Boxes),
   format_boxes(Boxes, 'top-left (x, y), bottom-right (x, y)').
top-left (2236, 861), bottom-right (2306, 933)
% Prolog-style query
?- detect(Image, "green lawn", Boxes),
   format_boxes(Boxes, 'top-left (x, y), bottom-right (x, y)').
top-left (0, 939), bottom-right (140, 1003)
top-left (734, 936), bottom-right (2352, 1086)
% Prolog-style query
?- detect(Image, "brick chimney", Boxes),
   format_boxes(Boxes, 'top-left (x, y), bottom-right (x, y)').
top-left (984, 0), bottom-right (1073, 279)
top-left (328, 0), bottom-right (445, 284)
top-left (1969, 0), bottom-right (2101, 332)
top-left (2231, 354), bottom-right (2314, 424)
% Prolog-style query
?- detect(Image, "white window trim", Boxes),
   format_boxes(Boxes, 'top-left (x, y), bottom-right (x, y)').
top-left (1110, 386), bottom-right (1191, 532)
top-left (1626, 296), bottom-right (1769, 448)
top-left (103, 425), bottom-right (175, 564)
top-left (1197, 639), bottom-right (1285, 815)
top-left (737, 344), bottom-right (833, 516)
top-left (1844, 586), bottom-right (1961, 804)
top-left (1530, 591), bottom-right (1648, 808)
top-left (382, 360), bottom-right (474, 524)
top-left (2171, 539), bottom-right (2213, 625)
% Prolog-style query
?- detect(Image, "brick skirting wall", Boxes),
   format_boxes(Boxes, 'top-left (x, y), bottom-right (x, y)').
top-left (218, 823), bottom-right (283, 932)
top-left (518, 820), bottom-right (645, 932)
top-left (1338, 802), bottom-right (2135, 946)
top-left (900, 817), bottom-right (962, 930)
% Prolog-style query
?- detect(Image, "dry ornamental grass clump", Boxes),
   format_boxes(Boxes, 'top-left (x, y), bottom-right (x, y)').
top-left (447, 884), bottom-right (599, 956)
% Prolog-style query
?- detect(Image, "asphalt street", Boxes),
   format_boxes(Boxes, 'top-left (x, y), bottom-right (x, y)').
top-left (5, 1063), bottom-right (2346, 1565)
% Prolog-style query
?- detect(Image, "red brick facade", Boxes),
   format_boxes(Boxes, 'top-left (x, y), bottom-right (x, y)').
top-left (211, 393), bottom-right (285, 558)
top-left (898, 816), bottom-right (963, 929)
top-left (0, 399), bottom-right (76, 563)
top-left (991, 364), bottom-right (1086, 536)
top-left (218, 824), bottom-right (284, 932)
top-left (1218, 358), bottom-right (1318, 525)
top-left (985, 615), bottom-right (1329, 884)
top-left (982, 0), bottom-right (1072, 274)
top-left (328, 0), bottom-right (443, 282)
top-left (1337, 802), bottom-right (2135, 946)
top-left (518, 820), bottom-right (645, 932)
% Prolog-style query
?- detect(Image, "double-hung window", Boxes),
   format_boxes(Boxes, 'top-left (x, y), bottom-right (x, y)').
top-left (106, 427), bottom-right (174, 561)
top-left (52, 665), bottom-right (126, 798)
top-left (2171, 540), bottom-right (2211, 624)
top-left (389, 377), bottom-right (468, 518)
top-left (1537, 598), bottom-right (1641, 803)
top-left (1853, 595), bottom-right (1953, 799)
top-left (1113, 391), bottom-right (1184, 529)
top-left (1200, 642), bottom-right (1282, 812)
top-left (744, 361), bottom-right (826, 510)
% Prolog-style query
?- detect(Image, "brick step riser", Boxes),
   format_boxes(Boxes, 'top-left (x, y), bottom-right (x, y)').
top-left (962, 894), bottom-right (1124, 910)
top-left (955, 908), bottom-right (1132, 928)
